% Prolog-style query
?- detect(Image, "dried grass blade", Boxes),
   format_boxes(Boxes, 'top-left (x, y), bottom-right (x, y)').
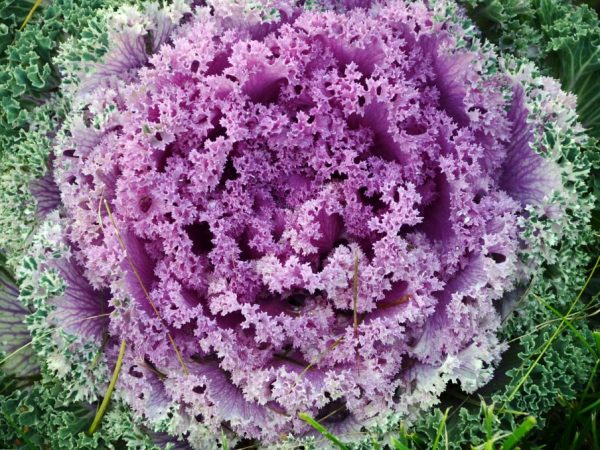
top-left (100, 193), bottom-right (189, 375)
top-left (19, 0), bottom-right (44, 31)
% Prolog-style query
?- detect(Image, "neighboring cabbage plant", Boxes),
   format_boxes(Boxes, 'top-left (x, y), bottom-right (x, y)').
top-left (0, 0), bottom-right (597, 449)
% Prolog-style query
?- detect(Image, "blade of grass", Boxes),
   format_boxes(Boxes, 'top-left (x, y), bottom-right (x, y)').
top-left (289, 337), bottom-right (344, 391)
top-left (532, 293), bottom-right (597, 357)
top-left (501, 275), bottom-right (536, 325)
top-left (390, 436), bottom-right (411, 450)
top-left (432, 408), bottom-right (450, 450)
top-left (298, 412), bottom-right (348, 450)
top-left (88, 338), bottom-right (126, 434)
top-left (0, 377), bottom-right (17, 395)
top-left (502, 416), bottom-right (536, 450)
top-left (290, 254), bottom-right (368, 392)
top-left (19, 0), bottom-right (44, 31)
top-left (317, 404), bottom-right (349, 423)
top-left (221, 430), bottom-right (229, 450)
top-left (570, 416), bottom-right (592, 450)
top-left (592, 412), bottom-right (599, 450)
top-left (391, 422), bottom-right (416, 449)
top-left (560, 359), bottom-right (600, 446)
top-left (89, 332), bottom-right (109, 370)
top-left (577, 395), bottom-right (600, 416)
top-left (370, 436), bottom-right (382, 450)
top-left (568, 431), bottom-right (582, 450)
top-left (506, 305), bottom-right (600, 345)
top-left (575, 359), bottom-right (599, 412)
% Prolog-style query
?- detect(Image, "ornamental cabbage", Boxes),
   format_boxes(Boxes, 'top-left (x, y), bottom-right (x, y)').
top-left (1, 0), bottom-right (596, 448)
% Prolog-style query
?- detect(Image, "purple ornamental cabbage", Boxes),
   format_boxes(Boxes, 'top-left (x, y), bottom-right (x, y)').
top-left (42, 0), bottom-right (571, 445)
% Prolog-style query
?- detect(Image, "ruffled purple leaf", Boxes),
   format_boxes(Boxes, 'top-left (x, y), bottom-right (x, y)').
top-left (29, 161), bottom-right (61, 218)
top-left (499, 85), bottom-right (561, 206)
top-left (48, 258), bottom-right (112, 342)
top-left (421, 33), bottom-right (474, 127)
top-left (82, 7), bottom-right (180, 92)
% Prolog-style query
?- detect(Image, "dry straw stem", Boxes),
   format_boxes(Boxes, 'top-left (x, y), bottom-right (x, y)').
top-left (98, 191), bottom-right (189, 375)
top-left (289, 337), bottom-right (345, 392)
top-left (19, 0), bottom-right (43, 30)
top-left (353, 251), bottom-right (359, 337)
top-left (287, 256), bottom-right (361, 391)
top-left (288, 254), bottom-right (409, 391)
